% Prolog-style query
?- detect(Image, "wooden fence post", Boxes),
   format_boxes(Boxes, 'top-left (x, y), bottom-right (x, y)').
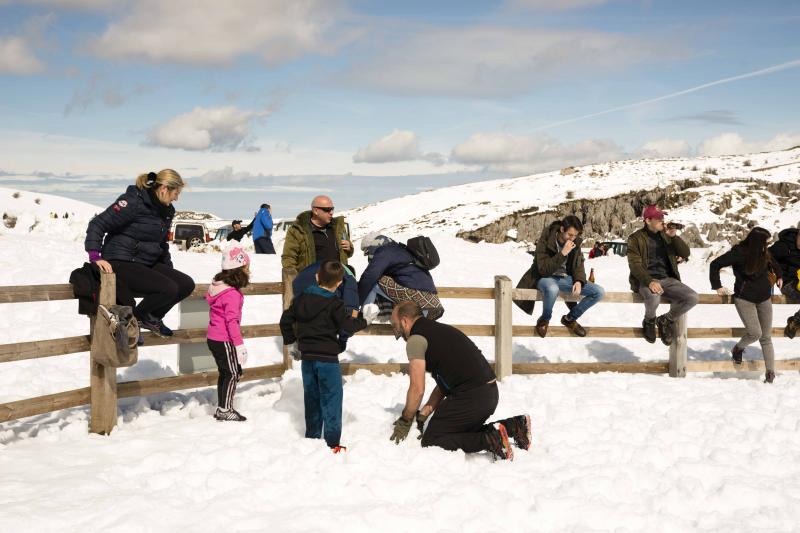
top-left (89, 271), bottom-right (117, 435)
top-left (177, 297), bottom-right (216, 374)
top-left (281, 269), bottom-right (296, 371)
top-left (494, 275), bottom-right (513, 380)
top-left (669, 312), bottom-right (688, 377)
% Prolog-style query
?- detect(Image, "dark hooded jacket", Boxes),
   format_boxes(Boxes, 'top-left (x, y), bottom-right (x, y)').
top-left (85, 185), bottom-right (174, 267)
top-left (279, 285), bottom-right (367, 362)
top-left (769, 228), bottom-right (800, 287)
top-left (513, 221), bottom-right (586, 315)
top-left (357, 242), bottom-right (437, 305)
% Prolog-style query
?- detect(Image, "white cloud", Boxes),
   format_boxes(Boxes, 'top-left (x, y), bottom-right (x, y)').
top-left (638, 139), bottom-right (692, 158)
top-left (146, 106), bottom-right (271, 151)
top-left (353, 129), bottom-right (444, 165)
top-left (507, 0), bottom-right (610, 10)
top-left (87, 0), bottom-right (349, 66)
top-left (698, 132), bottom-right (800, 156)
top-left (0, 36), bottom-right (43, 75)
top-left (450, 132), bottom-right (623, 172)
top-left (1, 0), bottom-right (124, 9)
top-left (0, 15), bottom-right (53, 75)
top-left (345, 27), bottom-right (680, 98)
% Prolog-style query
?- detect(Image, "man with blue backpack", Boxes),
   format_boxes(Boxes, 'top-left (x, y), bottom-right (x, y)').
top-left (253, 203), bottom-right (275, 254)
top-left (358, 233), bottom-right (444, 320)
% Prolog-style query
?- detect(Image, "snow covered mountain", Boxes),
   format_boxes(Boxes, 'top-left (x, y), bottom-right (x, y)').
top-left (343, 147), bottom-right (800, 246)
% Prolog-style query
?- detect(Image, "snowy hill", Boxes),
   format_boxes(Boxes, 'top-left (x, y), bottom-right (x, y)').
top-left (344, 147), bottom-right (800, 246)
top-left (2, 154), bottom-right (800, 531)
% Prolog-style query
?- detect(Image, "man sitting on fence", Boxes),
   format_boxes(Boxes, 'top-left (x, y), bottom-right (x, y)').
top-left (768, 224), bottom-right (800, 338)
top-left (388, 301), bottom-right (530, 461)
top-left (358, 233), bottom-right (444, 321)
top-left (525, 215), bottom-right (605, 338)
top-left (627, 205), bottom-right (698, 346)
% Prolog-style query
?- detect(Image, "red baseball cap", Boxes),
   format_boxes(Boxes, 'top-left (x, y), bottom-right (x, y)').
top-left (642, 205), bottom-right (667, 220)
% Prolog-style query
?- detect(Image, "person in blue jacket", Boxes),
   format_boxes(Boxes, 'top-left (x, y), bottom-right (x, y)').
top-left (253, 203), bottom-right (275, 254)
top-left (84, 169), bottom-right (195, 337)
top-left (358, 233), bottom-right (444, 320)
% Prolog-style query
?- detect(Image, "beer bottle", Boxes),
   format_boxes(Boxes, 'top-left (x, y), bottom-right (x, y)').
top-left (588, 268), bottom-right (596, 284)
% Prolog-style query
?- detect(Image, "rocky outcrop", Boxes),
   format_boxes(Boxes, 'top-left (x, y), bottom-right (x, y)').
top-left (457, 178), bottom-right (800, 247)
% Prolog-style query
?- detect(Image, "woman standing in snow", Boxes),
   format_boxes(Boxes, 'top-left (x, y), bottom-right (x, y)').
top-left (85, 170), bottom-right (195, 338)
top-left (206, 247), bottom-right (251, 421)
top-left (709, 227), bottom-right (782, 383)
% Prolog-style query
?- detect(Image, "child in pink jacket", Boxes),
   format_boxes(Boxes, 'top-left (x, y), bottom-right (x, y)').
top-left (206, 246), bottom-right (251, 421)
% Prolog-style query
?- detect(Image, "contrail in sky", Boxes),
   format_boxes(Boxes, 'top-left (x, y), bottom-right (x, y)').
top-left (532, 58), bottom-right (800, 131)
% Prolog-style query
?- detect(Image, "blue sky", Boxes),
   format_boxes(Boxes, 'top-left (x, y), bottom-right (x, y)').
top-left (0, 0), bottom-right (798, 218)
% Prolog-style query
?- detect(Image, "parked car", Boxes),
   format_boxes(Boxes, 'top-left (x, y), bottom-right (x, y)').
top-left (168, 221), bottom-right (212, 249)
top-left (214, 225), bottom-right (234, 242)
top-left (594, 241), bottom-right (627, 256)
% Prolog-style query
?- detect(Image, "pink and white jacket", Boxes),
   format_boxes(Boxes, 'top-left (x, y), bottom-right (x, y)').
top-left (206, 281), bottom-right (244, 346)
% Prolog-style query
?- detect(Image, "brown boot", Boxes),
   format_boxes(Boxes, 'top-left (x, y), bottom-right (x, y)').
top-left (535, 318), bottom-right (549, 338)
top-left (765, 371), bottom-right (776, 384)
top-left (561, 315), bottom-right (586, 337)
top-left (785, 316), bottom-right (799, 339)
top-left (731, 345), bottom-right (744, 365)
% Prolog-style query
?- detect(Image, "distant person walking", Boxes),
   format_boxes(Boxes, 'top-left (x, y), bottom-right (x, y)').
top-left (84, 169), bottom-right (195, 338)
top-left (253, 203), bottom-right (275, 254)
top-left (711, 227), bottom-right (782, 383)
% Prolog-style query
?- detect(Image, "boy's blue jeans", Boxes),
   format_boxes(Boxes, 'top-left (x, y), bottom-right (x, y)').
top-left (301, 360), bottom-right (343, 448)
top-left (536, 275), bottom-right (605, 322)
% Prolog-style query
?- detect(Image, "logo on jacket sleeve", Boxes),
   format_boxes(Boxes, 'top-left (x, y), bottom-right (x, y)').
top-left (118, 200), bottom-right (128, 208)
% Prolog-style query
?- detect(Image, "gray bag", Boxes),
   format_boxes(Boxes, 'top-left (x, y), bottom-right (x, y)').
top-left (91, 304), bottom-right (139, 367)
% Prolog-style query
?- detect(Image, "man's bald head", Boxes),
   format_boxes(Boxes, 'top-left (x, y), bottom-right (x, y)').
top-left (310, 195), bottom-right (335, 226)
top-left (311, 195), bottom-right (333, 208)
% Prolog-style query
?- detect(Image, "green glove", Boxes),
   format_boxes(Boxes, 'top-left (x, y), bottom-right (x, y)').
top-left (415, 411), bottom-right (429, 440)
top-left (390, 416), bottom-right (413, 444)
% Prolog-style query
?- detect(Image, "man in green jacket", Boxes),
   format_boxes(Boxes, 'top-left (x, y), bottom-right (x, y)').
top-left (627, 205), bottom-right (698, 346)
top-left (281, 195), bottom-right (354, 273)
top-left (528, 216), bottom-right (605, 338)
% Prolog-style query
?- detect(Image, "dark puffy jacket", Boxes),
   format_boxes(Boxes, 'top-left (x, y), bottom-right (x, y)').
top-left (769, 228), bottom-right (800, 287)
top-left (279, 285), bottom-right (367, 363)
top-left (85, 185), bottom-right (174, 267)
top-left (709, 246), bottom-right (782, 303)
top-left (357, 243), bottom-right (437, 304)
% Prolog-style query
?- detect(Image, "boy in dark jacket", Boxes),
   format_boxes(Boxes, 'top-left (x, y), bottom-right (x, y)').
top-left (279, 260), bottom-right (370, 452)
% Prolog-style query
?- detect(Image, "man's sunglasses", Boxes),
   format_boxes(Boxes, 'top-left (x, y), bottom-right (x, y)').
top-left (313, 206), bottom-right (334, 213)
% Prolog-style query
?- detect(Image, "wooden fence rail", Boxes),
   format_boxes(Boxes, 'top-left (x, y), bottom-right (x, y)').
top-left (1, 276), bottom-right (798, 431)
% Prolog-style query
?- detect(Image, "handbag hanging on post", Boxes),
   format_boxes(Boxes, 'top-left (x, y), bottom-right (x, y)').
top-left (90, 304), bottom-right (140, 367)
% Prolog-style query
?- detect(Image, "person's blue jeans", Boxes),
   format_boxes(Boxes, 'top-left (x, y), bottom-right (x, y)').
top-left (536, 275), bottom-right (605, 322)
top-left (363, 283), bottom-right (391, 306)
top-left (301, 360), bottom-right (343, 448)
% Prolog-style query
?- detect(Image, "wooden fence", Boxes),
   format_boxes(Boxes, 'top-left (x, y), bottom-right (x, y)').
top-left (1, 274), bottom-right (798, 434)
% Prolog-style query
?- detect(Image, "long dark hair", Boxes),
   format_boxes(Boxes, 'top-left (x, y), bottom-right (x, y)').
top-left (213, 266), bottom-right (250, 289)
top-left (736, 227), bottom-right (772, 275)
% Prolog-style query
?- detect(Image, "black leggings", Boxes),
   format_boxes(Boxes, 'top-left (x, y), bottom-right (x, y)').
top-left (207, 339), bottom-right (242, 410)
top-left (421, 382), bottom-right (499, 453)
top-left (110, 261), bottom-right (195, 320)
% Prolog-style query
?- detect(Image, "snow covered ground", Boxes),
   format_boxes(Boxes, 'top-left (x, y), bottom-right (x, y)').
top-left (2, 154), bottom-right (800, 531)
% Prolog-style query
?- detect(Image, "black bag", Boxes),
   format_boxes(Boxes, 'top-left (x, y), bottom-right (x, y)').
top-left (404, 236), bottom-right (440, 270)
